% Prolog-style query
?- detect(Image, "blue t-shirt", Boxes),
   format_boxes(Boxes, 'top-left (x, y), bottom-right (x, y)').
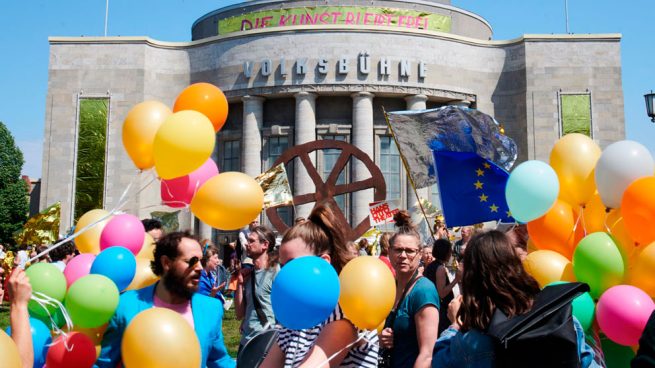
top-left (391, 277), bottom-right (440, 368)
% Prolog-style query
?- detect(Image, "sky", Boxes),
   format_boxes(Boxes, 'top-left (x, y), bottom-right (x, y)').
top-left (1, 0), bottom-right (653, 179)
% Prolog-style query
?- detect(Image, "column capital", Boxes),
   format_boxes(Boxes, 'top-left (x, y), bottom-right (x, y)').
top-left (294, 91), bottom-right (317, 100)
top-left (242, 95), bottom-right (266, 103)
top-left (351, 91), bottom-right (375, 100)
top-left (404, 94), bottom-right (428, 103)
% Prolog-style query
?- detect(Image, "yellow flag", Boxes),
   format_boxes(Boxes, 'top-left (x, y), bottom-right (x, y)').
top-left (255, 164), bottom-right (294, 209)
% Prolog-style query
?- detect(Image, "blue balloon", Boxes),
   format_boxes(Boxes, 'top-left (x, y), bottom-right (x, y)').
top-left (6, 317), bottom-right (52, 367)
top-left (91, 246), bottom-right (137, 291)
top-left (505, 160), bottom-right (559, 222)
top-left (271, 256), bottom-right (340, 330)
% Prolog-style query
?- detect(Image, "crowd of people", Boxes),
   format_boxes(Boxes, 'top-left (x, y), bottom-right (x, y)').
top-left (3, 208), bottom-right (655, 367)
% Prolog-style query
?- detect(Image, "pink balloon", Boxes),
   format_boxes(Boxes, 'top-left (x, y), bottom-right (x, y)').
top-left (63, 253), bottom-right (96, 288)
top-left (161, 159), bottom-right (219, 208)
top-left (597, 285), bottom-right (655, 346)
top-left (99, 214), bottom-right (145, 255)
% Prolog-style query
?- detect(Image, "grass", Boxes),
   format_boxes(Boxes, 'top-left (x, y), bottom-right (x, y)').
top-left (0, 301), bottom-right (242, 358)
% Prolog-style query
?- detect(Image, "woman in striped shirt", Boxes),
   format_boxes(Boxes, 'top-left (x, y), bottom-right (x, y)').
top-left (261, 203), bottom-right (379, 368)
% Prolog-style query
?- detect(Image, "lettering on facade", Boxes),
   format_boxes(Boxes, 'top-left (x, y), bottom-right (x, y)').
top-left (245, 54), bottom-right (427, 81)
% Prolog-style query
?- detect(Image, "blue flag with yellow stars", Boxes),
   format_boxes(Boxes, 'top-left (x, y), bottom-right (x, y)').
top-left (433, 151), bottom-right (514, 226)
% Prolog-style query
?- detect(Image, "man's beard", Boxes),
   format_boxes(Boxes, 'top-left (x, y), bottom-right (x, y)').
top-left (162, 270), bottom-right (195, 301)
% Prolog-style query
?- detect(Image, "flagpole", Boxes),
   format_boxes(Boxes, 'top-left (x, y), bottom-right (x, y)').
top-left (104, 0), bottom-right (109, 37)
top-left (383, 107), bottom-right (435, 240)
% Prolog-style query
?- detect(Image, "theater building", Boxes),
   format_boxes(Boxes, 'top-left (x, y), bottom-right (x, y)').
top-left (41, 0), bottom-right (624, 240)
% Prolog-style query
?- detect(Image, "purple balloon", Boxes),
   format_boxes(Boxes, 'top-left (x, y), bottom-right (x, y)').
top-left (64, 253), bottom-right (96, 288)
top-left (99, 214), bottom-right (145, 255)
top-left (161, 158), bottom-right (219, 208)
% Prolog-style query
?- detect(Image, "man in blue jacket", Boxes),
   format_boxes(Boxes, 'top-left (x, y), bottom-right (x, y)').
top-left (95, 231), bottom-right (235, 368)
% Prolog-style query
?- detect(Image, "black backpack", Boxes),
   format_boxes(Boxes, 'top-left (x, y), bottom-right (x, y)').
top-left (486, 282), bottom-right (590, 368)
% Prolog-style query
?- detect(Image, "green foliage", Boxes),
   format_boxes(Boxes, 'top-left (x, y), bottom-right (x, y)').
top-left (74, 99), bottom-right (108, 221)
top-left (561, 94), bottom-right (592, 137)
top-left (0, 122), bottom-right (28, 245)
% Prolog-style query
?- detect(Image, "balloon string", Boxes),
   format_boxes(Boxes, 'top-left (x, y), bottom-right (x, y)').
top-left (603, 208), bottom-right (613, 234)
top-left (31, 291), bottom-right (73, 336)
top-left (577, 205), bottom-right (587, 236)
top-left (27, 170), bottom-right (142, 264)
top-left (311, 330), bottom-right (376, 368)
top-left (567, 207), bottom-right (584, 246)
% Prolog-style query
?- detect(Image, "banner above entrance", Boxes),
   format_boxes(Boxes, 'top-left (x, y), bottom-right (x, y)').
top-left (218, 6), bottom-right (452, 35)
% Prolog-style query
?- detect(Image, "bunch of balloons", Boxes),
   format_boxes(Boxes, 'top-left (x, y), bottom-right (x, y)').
top-left (507, 133), bottom-right (655, 360)
top-left (122, 83), bottom-right (263, 231)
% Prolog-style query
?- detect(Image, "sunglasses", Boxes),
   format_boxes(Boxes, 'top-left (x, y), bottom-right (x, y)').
top-left (183, 256), bottom-right (200, 269)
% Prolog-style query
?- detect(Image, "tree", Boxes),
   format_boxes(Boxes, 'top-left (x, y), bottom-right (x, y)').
top-left (0, 122), bottom-right (29, 246)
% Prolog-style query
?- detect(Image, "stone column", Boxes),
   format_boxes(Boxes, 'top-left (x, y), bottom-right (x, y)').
top-left (404, 95), bottom-right (429, 210)
top-left (448, 100), bottom-right (472, 108)
top-left (242, 96), bottom-right (265, 178)
top-left (294, 92), bottom-right (317, 218)
top-left (197, 220), bottom-right (213, 241)
top-left (351, 92), bottom-right (375, 225)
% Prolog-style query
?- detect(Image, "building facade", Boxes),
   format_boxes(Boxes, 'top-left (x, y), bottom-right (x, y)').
top-left (41, 0), bottom-right (624, 240)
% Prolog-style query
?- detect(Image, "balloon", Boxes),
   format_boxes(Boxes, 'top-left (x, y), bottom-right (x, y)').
top-left (65, 274), bottom-right (119, 328)
top-left (597, 285), bottom-right (655, 346)
top-left (601, 337), bottom-right (636, 368)
top-left (506, 160), bottom-right (559, 223)
top-left (573, 232), bottom-right (625, 299)
top-left (271, 256), bottom-right (340, 330)
top-left (74, 209), bottom-right (112, 254)
top-left (191, 172), bottom-right (264, 231)
top-left (547, 282), bottom-right (595, 331)
top-left (577, 192), bottom-right (611, 234)
top-left (122, 100), bottom-right (172, 170)
top-left (549, 133), bottom-right (601, 207)
top-left (527, 199), bottom-right (577, 259)
top-left (606, 210), bottom-right (639, 264)
top-left (125, 258), bottom-right (159, 291)
top-left (72, 323), bottom-right (108, 346)
top-left (99, 214), bottom-right (145, 255)
top-left (5, 317), bottom-right (52, 368)
top-left (595, 140), bottom-right (655, 209)
top-left (523, 250), bottom-right (576, 288)
top-left (91, 246), bottom-right (137, 291)
top-left (622, 176), bottom-right (655, 245)
top-left (630, 241), bottom-right (655, 297)
top-left (64, 253), bottom-right (96, 288)
top-left (161, 158), bottom-right (219, 208)
top-left (153, 110), bottom-right (215, 180)
top-left (26, 263), bottom-right (67, 320)
top-left (136, 233), bottom-right (156, 261)
top-left (122, 308), bottom-right (201, 368)
top-left (46, 332), bottom-right (96, 368)
top-left (339, 256), bottom-right (396, 330)
top-left (173, 82), bottom-right (229, 133)
top-left (0, 330), bottom-right (21, 368)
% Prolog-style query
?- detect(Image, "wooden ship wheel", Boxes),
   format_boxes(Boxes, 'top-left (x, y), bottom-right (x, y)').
top-left (265, 140), bottom-right (387, 241)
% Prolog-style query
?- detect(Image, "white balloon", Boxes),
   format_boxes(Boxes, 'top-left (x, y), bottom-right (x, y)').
top-left (595, 140), bottom-right (655, 208)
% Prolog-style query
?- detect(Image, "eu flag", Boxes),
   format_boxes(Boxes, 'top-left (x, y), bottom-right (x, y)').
top-left (433, 151), bottom-right (514, 227)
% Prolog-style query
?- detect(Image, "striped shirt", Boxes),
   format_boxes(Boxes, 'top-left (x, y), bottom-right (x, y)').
top-left (277, 306), bottom-right (379, 367)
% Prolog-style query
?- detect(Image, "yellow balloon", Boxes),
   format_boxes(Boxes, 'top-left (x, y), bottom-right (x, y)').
top-left (191, 172), bottom-right (264, 230)
top-left (153, 110), bottom-right (215, 180)
top-left (549, 133), bottom-right (601, 207)
top-left (136, 233), bottom-right (156, 261)
top-left (122, 100), bottom-right (172, 170)
top-left (0, 330), bottom-right (22, 368)
top-left (71, 323), bottom-right (108, 345)
top-left (523, 250), bottom-right (576, 288)
top-left (122, 308), bottom-right (201, 368)
top-left (125, 258), bottom-right (159, 291)
top-left (338, 256), bottom-right (396, 330)
top-left (578, 192), bottom-right (612, 234)
top-left (630, 241), bottom-right (655, 297)
top-left (74, 209), bottom-right (112, 254)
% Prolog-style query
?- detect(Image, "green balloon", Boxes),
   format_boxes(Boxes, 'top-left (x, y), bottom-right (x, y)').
top-left (25, 263), bottom-right (67, 319)
top-left (547, 281), bottom-right (596, 331)
top-left (573, 232), bottom-right (625, 299)
top-left (65, 274), bottom-right (119, 328)
top-left (601, 337), bottom-right (635, 368)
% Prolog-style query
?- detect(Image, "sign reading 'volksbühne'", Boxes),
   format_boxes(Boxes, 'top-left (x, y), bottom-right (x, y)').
top-left (218, 6), bottom-right (452, 35)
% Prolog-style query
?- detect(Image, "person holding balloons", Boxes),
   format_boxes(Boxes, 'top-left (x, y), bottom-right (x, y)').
top-left (95, 231), bottom-right (234, 368)
top-left (261, 203), bottom-right (379, 367)
top-left (432, 230), bottom-right (599, 367)
top-left (379, 211), bottom-right (440, 368)
top-left (4, 267), bottom-right (34, 368)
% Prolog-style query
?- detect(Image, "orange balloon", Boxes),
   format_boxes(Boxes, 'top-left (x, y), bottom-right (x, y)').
top-left (606, 210), bottom-right (639, 265)
top-left (74, 209), bottom-right (113, 254)
top-left (173, 83), bottom-right (228, 133)
top-left (549, 133), bottom-right (601, 207)
top-left (0, 331), bottom-right (21, 368)
top-left (629, 241), bottom-right (655, 297)
top-left (577, 192), bottom-right (612, 234)
top-left (527, 199), bottom-right (577, 259)
top-left (136, 233), bottom-right (156, 261)
top-left (125, 258), bottom-right (159, 291)
top-left (621, 176), bottom-right (655, 245)
top-left (71, 323), bottom-right (109, 345)
top-left (122, 101), bottom-right (172, 170)
top-left (524, 250), bottom-right (576, 288)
